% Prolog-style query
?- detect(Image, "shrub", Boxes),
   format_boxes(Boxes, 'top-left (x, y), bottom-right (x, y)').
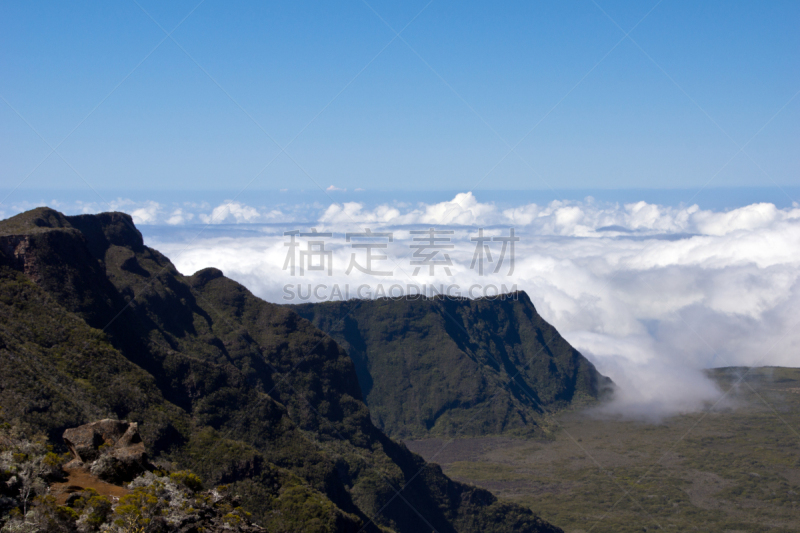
top-left (30, 494), bottom-right (78, 533)
top-left (169, 471), bottom-right (203, 493)
top-left (113, 486), bottom-right (164, 533)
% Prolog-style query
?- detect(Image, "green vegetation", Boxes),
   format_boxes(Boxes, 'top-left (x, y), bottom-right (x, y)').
top-left (292, 295), bottom-right (610, 439)
top-left (0, 207), bottom-right (559, 533)
top-left (406, 367), bottom-right (800, 532)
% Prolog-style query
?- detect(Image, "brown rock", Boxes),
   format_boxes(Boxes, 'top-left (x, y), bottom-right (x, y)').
top-left (63, 419), bottom-right (130, 463)
top-left (62, 419), bottom-right (151, 483)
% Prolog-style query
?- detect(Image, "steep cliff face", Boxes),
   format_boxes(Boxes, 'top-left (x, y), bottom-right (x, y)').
top-left (293, 293), bottom-right (612, 439)
top-left (0, 207), bottom-right (562, 533)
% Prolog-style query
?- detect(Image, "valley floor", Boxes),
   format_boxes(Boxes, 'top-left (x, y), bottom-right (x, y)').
top-left (406, 367), bottom-right (800, 533)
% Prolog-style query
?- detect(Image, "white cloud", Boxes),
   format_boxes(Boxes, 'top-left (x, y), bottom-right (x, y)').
top-left (130, 201), bottom-right (161, 225)
top-left (319, 192), bottom-right (498, 227)
top-left (198, 201), bottom-right (280, 224)
top-left (167, 208), bottom-right (193, 225)
top-left (319, 202), bottom-right (402, 226)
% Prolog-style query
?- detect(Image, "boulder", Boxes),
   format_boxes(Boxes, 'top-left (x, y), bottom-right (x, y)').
top-left (62, 419), bottom-right (151, 483)
top-left (63, 419), bottom-right (129, 462)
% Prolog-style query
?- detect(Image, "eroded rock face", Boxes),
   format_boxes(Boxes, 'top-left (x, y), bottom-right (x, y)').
top-left (62, 419), bottom-right (151, 483)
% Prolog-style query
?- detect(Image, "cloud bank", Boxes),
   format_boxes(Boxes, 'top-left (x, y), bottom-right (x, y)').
top-left (4, 192), bottom-right (799, 420)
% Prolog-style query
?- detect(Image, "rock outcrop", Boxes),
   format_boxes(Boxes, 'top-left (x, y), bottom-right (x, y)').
top-left (63, 419), bottom-right (152, 483)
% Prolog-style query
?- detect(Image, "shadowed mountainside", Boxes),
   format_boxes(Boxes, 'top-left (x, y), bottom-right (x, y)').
top-left (0, 207), bottom-right (561, 533)
top-left (292, 296), bottom-right (611, 439)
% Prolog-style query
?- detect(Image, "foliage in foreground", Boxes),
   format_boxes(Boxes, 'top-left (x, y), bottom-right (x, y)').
top-left (0, 415), bottom-right (261, 533)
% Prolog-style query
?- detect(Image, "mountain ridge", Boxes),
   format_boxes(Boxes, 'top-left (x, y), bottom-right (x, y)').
top-left (0, 207), bottom-right (562, 533)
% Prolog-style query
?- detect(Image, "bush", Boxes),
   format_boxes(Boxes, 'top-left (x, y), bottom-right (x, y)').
top-left (168, 471), bottom-right (203, 493)
top-left (29, 495), bottom-right (78, 533)
top-left (70, 490), bottom-right (113, 531)
top-left (113, 485), bottom-right (164, 533)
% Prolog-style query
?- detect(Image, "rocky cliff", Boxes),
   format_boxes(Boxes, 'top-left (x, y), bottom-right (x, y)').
top-left (293, 295), bottom-right (611, 438)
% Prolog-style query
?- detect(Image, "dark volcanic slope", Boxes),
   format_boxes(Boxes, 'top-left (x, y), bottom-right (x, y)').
top-left (293, 296), bottom-right (611, 439)
top-left (0, 207), bottom-right (561, 533)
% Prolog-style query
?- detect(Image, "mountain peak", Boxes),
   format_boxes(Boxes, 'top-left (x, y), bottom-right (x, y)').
top-left (66, 211), bottom-right (144, 256)
top-left (0, 206), bottom-right (72, 235)
top-left (190, 267), bottom-right (225, 287)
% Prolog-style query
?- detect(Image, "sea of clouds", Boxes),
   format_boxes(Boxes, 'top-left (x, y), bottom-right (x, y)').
top-left (5, 192), bottom-right (799, 419)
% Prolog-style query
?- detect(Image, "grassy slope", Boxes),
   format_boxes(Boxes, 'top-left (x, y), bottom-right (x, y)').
top-left (0, 207), bottom-right (560, 533)
top-left (406, 367), bottom-right (800, 533)
top-left (292, 296), bottom-right (609, 439)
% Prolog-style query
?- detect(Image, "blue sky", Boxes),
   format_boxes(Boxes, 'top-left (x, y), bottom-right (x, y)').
top-left (1, 0), bottom-right (798, 194)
